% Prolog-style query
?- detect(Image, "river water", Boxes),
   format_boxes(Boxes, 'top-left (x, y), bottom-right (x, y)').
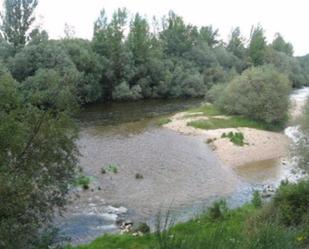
top-left (57, 89), bottom-right (309, 245)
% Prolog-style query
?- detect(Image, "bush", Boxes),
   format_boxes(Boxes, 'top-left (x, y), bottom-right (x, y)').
top-left (246, 223), bottom-right (299, 249)
top-left (222, 131), bottom-right (245, 146)
top-left (252, 191), bottom-right (263, 208)
top-left (273, 181), bottom-right (309, 226)
top-left (211, 65), bottom-right (291, 125)
top-left (75, 176), bottom-right (91, 190)
top-left (107, 164), bottom-right (118, 174)
top-left (112, 82), bottom-right (142, 100)
top-left (208, 199), bottom-right (228, 220)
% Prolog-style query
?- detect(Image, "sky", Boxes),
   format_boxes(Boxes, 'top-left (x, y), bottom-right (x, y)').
top-left (1, 0), bottom-right (309, 56)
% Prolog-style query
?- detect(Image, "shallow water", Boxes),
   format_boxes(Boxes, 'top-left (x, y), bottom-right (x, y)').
top-left (58, 89), bottom-right (309, 245)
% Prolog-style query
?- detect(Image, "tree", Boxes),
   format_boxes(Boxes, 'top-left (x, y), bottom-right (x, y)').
top-left (199, 25), bottom-right (219, 48)
top-left (272, 33), bottom-right (293, 56)
top-left (211, 65), bottom-right (291, 125)
top-left (0, 64), bottom-right (79, 248)
top-left (62, 39), bottom-right (103, 103)
top-left (227, 27), bottom-right (246, 60)
top-left (93, 8), bottom-right (134, 100)
top-left (160, 11), bottom-right (197, 56)
top-left (248, 25), bottom-right (267, 66)
top-left (9, 40), bottom-right (76, 82)
top-left (0, 0), bottom-right (38, 50)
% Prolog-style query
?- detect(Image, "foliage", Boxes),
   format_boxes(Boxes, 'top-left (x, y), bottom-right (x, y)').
top-left (210, 65), bottom-right (291, 125)
top-left (272, 33), bottom-right (294, 56)
top-left (208, 199), bottom-right (228, 220)
top-left (221, 132), bottom-right (245, 146)
top-left (106, 164), bottom-right (118, 174)
top-left (273, 181), bottom-right (309, 226)
top-left (248, 25), bottom-right (267, 66)
top-left (252, 191), bottom-right (262, 208)
top-left (0, 66), bottom-right (79, 249)
top-left (158, 118), bottom-right (172, 126)
top-left (0, 0), bottom-right (38, 50)
top-left (188, 115), bottom-right (274, 131)
top-left (75, 175), bottom-right (91, 190)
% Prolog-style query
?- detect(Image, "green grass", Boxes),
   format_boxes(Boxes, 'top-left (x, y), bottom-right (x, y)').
top-left (186, 104), bottom-right (283, 131)
top-left (187, 103), bottom-right (222, 116)
top-left (106, 164), bottom-right (118, 174)
top-left (222, 131), bottom-right (246, 146)
top-left (74, 175), bottom-right (91, 190)
top-left (188, 116), bottom-right (270, 130)
top-left (157, 118), bottom-right (172, 126)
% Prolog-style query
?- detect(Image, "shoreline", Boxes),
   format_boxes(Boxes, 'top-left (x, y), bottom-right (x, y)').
top-left (164, 111), bottom-right (290, 167)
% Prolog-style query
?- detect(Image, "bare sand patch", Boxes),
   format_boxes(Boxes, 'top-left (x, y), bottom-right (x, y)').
top-left (164, 113), bottom-right (290, 167)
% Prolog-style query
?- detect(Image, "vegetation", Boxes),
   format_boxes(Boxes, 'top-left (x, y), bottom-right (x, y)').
top-left (221, 132), bottom-right (246, 146)
top-left (209, 65), bottom-right (291, 126)
top-left (188, 115), bottom-right (273, 130)
top-left (106, 164), bottom-right (119, 174)
top-left (75, 175), bottom-right (91, 190)
top-left (1, 3), bottom-right (309, 106)
top-left (158, 118), bottom-right (172, 126)
top-left (251, 191), bottom-right (263, 208)
top-left (0, 64), bottom-right (79, 248)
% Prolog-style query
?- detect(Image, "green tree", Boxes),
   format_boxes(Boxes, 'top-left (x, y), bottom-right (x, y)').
top-left (212, 65), bottom-right (291, 125)
top-left (160, 11), bottom-right (197, 56)
top-left (272, 33), bottom-right (293, 56)
top-left (93, 8), bottom-right (133, 100)
top-left (9, 40), bottom-right (76, 82)
top-left (62, 39), bottom-right (103, 103)
top-left (248, 25), bottom-right (267, 66)
top-left (0, 0), bottom-right (38, 50)
top-left (198, 25), bottom-right (219, 48)
top-left (227, 27), bottom-right (247, 68)
top-left (0, 65), bottom-right (79, 249)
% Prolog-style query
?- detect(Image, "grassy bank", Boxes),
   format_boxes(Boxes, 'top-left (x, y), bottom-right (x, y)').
top-left (67, 181), bottom-right (309, 249)
top-left (187, 104), bottom-right (284, 131)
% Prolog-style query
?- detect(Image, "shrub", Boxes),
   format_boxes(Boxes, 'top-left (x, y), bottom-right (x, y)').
top-left (75, 176), bottom-right (90, 190)
top-left (273, 181), bottom-right (309, 226)
top-left (222, 132), bottom-right (245, 146)
top-left (252, 191), bottom-right (263, 208)
top-left (158, 118), bottom-right (171, 126)
top-left (208, 199), bottom-right (228, 220)
top-left (211, 65), bottom-right (291, 125)
top-left (107, 164), bottom-right (118, 174)
top-left (247, 223), bottom-right (299, 249)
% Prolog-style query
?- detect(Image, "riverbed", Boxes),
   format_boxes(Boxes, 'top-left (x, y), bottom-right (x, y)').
top-left (57, 89), bottom-right (309, 245)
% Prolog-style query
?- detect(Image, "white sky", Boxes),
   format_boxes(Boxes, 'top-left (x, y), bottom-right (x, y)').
top-left (1, 0), bottom-right (309, 56)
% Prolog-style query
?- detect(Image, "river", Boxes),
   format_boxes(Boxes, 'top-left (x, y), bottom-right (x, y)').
top-left (57, 89), bottom-right (309, 245)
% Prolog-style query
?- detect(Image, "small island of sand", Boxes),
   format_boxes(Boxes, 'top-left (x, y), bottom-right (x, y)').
top-left (164, 108), bottom-right (290, 167)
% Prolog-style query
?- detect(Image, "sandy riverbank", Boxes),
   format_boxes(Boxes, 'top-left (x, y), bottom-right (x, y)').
top-left (164, 112), bottom-right (290, 167)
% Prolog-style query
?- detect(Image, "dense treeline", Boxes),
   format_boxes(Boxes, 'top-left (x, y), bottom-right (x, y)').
top-left (0, 5), bottom-right (309, 105)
